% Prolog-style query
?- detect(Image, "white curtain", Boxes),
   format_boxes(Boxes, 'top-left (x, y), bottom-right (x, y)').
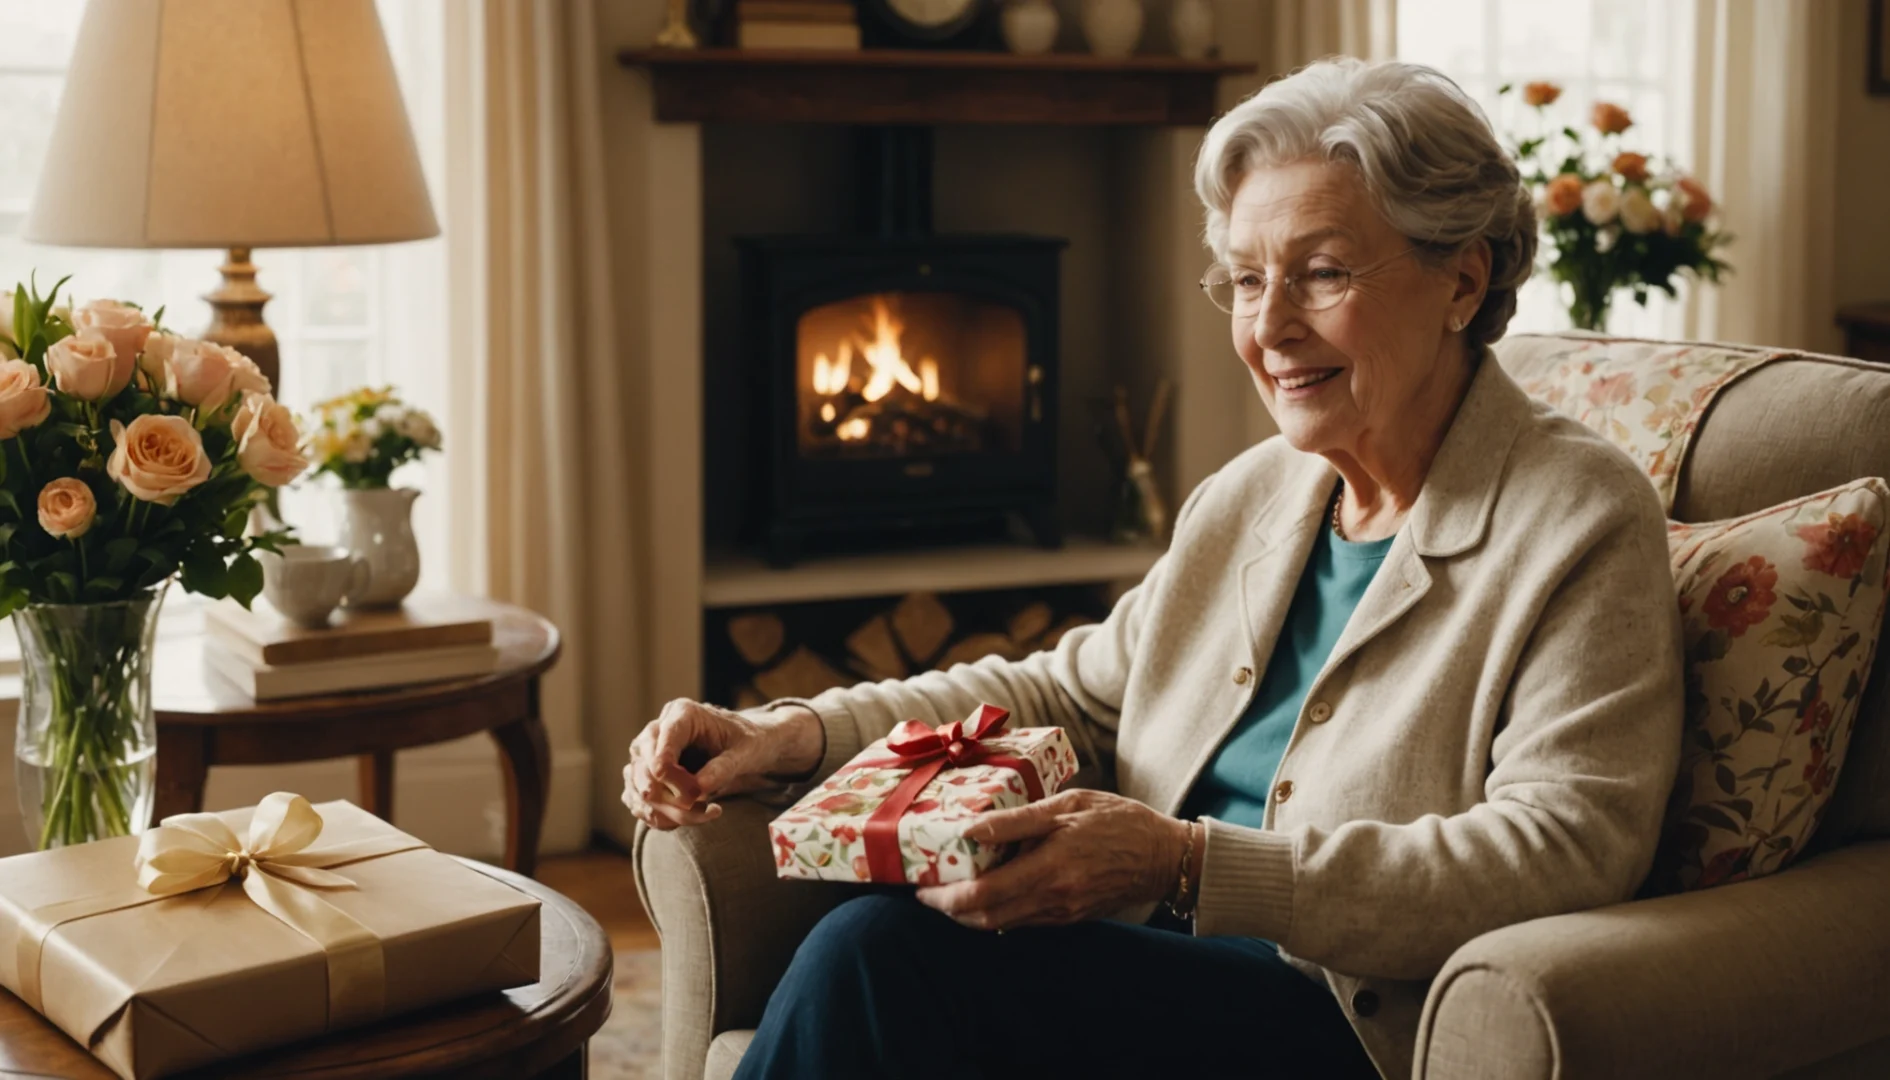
top-left (1682, 0), bottom-right (1843, 354)
top-left (442, 0), bottom-right (645, 846)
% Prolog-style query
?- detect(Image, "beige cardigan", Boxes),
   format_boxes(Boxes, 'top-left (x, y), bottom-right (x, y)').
top-left (787, 354), bottom-right (1685, 1078)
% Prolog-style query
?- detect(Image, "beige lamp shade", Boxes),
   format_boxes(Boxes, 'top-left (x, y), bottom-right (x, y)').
top-left (23, 0), bottom-right (439, 249)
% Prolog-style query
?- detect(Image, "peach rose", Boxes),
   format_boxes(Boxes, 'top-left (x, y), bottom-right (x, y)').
top-left (1545, 174), bottom-right (1585, 216)
top-left (1592, 102), bottom-right (1633, 135)
top-left (230, 393), bottom-right (309, 487)
top-left (1619, 188), bottom-right (1660, 234)
top-left (37, 477), bottom-right (96, 539)
top-left (138, 331), bottom-right (176, 388)
top-left (108, 414), bottom-right (211, 505)
top-left (0, 358), bottom-right (52, 439)
top-left (1612, 151), bottom-right (1649, 183)
top-left (45, 330), bottom-right (120, 402)
top-left (162, 338), bottom-right (268, 413)
top-left (71, 300), bottom-right (151, 397)
top-left (1581, 179), bottom-right (1620, 225)
top-left (1522, 81), bottom-right (1562, 107)
top-left (1675, 176), bottom-right (1713, 222)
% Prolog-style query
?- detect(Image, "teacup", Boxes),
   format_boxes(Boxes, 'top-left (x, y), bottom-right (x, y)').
top-left (259, 544), bottom-right (371, 629)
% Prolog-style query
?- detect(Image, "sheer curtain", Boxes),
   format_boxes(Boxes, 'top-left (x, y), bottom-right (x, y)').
top-left (1681, 0), bottom-right (1844, 354)
top-left (444, 0), bottom-right (646, 845)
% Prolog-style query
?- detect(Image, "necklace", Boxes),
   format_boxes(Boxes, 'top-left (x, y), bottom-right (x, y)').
top-left (1331, 480), bottom-right (1347, 541)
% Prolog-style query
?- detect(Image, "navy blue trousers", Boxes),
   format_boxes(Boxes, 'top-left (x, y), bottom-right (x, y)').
top-left (731, 894), bottom-right (1380, 1079)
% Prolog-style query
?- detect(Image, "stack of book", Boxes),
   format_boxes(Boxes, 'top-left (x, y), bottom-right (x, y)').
top-left (735, 0), bottom-right (861, 51)
top-left (204, 595), bottom-right (501, 701)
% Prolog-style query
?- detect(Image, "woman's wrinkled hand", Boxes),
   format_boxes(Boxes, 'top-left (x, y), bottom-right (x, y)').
top-left (915, 789), bottom-right (1187, 931)
top-left (621, 699), bottom-right (822, 831)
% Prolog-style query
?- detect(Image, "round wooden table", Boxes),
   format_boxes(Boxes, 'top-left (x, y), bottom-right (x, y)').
top-left (0, 860), bottom-right (612, 1079)
top-left (151, 600), bottom-right (562, 876)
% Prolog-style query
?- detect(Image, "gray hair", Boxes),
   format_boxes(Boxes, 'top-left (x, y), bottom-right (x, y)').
top-left (1195, 58), bottom-right (1536, 350)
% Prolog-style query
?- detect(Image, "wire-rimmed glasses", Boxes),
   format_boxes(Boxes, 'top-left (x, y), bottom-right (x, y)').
top-left (1199, 246), bottom-right (1420, 316)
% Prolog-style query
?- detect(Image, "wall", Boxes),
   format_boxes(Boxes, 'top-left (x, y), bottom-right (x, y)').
top-left (1835, 0), bottom-right (1890, 313)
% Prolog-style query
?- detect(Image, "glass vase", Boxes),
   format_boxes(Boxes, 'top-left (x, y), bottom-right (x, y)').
top-left (1568, 282), bottom-right (1614, 332)
top-left (12, 587), bottom-right (166, 850)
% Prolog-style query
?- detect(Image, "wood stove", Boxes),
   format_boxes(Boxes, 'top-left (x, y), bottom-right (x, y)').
top-left (739, 129), bottom-right (1066, 566)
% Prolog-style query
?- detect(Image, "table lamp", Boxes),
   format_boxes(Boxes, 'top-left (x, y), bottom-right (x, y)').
top-left (20, 0), bottom-right (440, 395)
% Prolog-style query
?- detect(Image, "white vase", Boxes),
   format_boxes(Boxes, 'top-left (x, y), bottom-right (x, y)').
top-left (1170, 0), bottom-right (1214, 59)
top-left (1001, 0), bottom-right (1059, 55)
top-left (339, 488), bottom-right (422, 608)
top-left (1082, 0), bottom-right (1144, 58)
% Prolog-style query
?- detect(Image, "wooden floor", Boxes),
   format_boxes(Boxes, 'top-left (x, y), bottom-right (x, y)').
top-left (537, 847), bottom-right (661, 952)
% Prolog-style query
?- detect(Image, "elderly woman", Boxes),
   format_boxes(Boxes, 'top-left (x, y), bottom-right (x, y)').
top-left (625, 58), bottom-right (1683, 1079)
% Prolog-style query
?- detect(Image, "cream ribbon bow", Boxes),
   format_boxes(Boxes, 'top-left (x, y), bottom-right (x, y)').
top-left (133, 792), bottom-right (394, 1027)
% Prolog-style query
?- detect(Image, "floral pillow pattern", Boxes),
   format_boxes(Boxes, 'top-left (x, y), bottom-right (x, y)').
top-left (1645, 478), bottom-right (1890, 894)
top-left (1503, 335), bottom-right (1785, 510)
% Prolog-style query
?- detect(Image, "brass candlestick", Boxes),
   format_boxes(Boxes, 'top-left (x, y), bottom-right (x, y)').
top-left (200, 247), bottom-right (280, 395)
top-left (654, 0), bottom-right (699, 49)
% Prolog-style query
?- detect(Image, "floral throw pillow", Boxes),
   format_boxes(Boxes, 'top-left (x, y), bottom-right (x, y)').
top-left (1646, 478), bottom-right (1890, 894)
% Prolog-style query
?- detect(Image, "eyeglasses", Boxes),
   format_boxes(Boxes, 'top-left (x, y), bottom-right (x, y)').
top-left (1199, 246), bottom-right (1421, 316)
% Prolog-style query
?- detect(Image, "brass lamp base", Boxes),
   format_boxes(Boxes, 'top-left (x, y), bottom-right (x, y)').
top-left (201, 246), bottom-right (280, 396)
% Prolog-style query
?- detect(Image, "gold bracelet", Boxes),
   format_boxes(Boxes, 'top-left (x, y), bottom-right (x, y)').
top-left (1164, 819), bottom-right (1197, 919)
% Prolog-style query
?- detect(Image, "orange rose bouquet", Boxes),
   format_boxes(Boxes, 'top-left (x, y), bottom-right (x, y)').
top-left (0, 274), bottom-right (300, 850)
top-left (1501, 83), bottom-right (1732, 331)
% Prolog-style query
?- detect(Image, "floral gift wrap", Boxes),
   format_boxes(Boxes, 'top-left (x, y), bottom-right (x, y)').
top-left (770, 705), bottom-right (1078, 886)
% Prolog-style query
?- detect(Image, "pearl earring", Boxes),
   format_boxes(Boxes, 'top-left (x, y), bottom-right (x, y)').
top-left (1449, 317), bottom-right (1465, 332)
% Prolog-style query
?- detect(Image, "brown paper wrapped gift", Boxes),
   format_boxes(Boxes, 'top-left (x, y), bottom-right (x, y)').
top-left (0, 793), bottom-right (540, 1080)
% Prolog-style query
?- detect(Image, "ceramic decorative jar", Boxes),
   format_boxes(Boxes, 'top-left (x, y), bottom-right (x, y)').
top-left (1081, 0), bottom-right (1144, 58)
top-left (1170, 0), bottom-right (1214, 60)
top-left (1001, 0), bottom-right (1060, 55)
top-left (339, 488), bottom-right (422, 608)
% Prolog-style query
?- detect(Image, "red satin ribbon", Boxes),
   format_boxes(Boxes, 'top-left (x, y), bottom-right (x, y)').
top-left (839, 704), bottom-right (1045, 884)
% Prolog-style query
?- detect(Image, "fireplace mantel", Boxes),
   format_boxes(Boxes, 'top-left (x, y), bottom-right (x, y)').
top-left (617, 48), bottom-right (1255, 126)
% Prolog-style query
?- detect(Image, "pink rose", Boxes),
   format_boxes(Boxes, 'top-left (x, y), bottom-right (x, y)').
top-left (162, 339), bottom-right (268, 412)
top-left (230, 393), bottom-right (309, 487)
top-left (71, 300), bottom-right (151, 397)
top-left (108, 414), bottom-right (211, 504)
top-left (0, 358), bottom-right (52, 439)
top-left (139, 332), bottom-right (177, 389)
top-left (45, 330), bottom-right (120, 401)
top-left (36, 477), bottom-right (96, 539)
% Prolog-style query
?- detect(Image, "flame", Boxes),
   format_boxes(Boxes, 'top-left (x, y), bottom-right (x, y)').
top-left (819, 402), bottom-right (836, 422)
top-left (836, 417), bottom-right (871, 441)
top-left (812, 342), bottom-right (854, 397)
top-left (858, 299), bottom-right (924, 403)
top-left (919, 358), bottom-right (939, 403)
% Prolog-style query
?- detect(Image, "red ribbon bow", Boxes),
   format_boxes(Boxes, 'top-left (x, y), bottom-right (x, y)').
top-left (841, 704), bottom-right (1045, 884)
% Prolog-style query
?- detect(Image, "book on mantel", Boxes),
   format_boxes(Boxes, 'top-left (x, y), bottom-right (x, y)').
top-left (206, 594), bottom-right (496, 667)
top-left (736, 0), bottom-right (861, 50)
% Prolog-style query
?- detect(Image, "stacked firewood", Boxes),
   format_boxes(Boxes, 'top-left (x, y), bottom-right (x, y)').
top-left (721, 591), bottom-right (1094, 709)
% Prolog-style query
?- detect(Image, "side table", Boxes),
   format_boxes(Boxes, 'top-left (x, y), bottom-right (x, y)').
top-left (1837, 302), bottom-right (1890, 365)
top-left (151, 599), bottom-right (562, 876)
top-left (0, 859), bottom-right (612, 1079)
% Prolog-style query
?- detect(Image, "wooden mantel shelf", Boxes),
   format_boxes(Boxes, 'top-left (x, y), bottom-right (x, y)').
top-left (618, 48), bottom-right (1256, 126)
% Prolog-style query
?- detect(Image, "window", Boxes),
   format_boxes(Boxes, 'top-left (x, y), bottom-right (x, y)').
top-left (0, 0), bottom-right (454, 597)
top-left (1398, 0), bottom-right (1696, 338)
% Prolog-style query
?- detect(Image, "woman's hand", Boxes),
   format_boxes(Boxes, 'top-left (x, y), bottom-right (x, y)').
top-left (915, 789), bottom-right (1188, 931)
top-left (621, 699), bottom-right (823, 831)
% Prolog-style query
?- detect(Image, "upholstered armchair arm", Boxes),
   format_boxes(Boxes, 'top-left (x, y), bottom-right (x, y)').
top-left (1414, 840), bottom-right (1890, 1079)
top-left (633, 796), bottom-right (855, 1080)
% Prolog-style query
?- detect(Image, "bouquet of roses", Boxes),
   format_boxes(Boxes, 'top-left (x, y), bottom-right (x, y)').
top-left (0, 274), bottom-right (304, 848)
top-left (1502, 81), bottom-right (1733, 331)
top-left (308, 386), bottom-right (441, 490)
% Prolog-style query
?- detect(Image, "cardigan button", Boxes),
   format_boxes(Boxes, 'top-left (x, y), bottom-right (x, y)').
top-left (1233, 666), bottom-right (1253, 686)
top-left (1352, 989), bottom-right (1380, 1017)
top-left (1307, 701), bottom-right (1332, 724)
top-left (1274, 780), bottom-right (1294, 802)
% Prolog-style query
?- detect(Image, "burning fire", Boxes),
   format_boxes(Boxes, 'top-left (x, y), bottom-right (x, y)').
top-left (811, 297), bottom-right (941, 406)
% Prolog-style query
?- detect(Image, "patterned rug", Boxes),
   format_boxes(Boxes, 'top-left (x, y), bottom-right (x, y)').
top-left (591, 949), bottom-right (664, 1079)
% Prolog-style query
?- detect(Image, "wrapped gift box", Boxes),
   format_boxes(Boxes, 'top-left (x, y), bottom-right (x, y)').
top-left (0, 796), bottom-right (539, 1080)
top-left (771, 705), bottom-right (1078, 885)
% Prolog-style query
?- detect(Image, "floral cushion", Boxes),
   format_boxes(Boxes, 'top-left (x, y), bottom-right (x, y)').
top-left (1501, 334), bottom-right (1786, 510)
top-left (1645, 478), bottom-right (1890, 894)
